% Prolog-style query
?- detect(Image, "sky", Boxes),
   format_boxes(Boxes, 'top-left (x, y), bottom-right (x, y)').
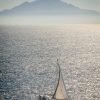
top-left (0, 0), bottom-right (100, 12)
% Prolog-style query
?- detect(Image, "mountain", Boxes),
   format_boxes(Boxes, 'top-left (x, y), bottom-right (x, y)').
top-left (0, 0), bottom-right (100, 16)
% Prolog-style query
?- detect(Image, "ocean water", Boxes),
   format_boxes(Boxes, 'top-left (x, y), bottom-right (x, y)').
top-left (0, 24), bottom-right (100, 100)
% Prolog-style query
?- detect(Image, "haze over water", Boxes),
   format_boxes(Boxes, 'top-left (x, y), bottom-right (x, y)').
top-left (0, 16), bottom-right (100, 25)
top-left (0, 24), bottom-right (100, 100)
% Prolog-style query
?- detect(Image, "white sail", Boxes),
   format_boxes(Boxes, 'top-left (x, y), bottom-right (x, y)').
top-left (53, 60), bottom-right (68, 100)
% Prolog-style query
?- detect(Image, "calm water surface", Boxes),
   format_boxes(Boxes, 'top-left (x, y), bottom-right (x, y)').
top-left (0, 25), bottom-right (100, 100)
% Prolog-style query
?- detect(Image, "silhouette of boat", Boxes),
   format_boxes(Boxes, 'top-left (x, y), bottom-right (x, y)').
top-left (37, 59), bottom-right (69, 100)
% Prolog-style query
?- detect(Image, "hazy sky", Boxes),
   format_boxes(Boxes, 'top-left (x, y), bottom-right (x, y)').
top-left (0, 0), bottom-right (100, 12)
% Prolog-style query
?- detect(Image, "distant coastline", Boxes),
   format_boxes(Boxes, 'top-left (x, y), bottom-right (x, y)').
top-left (0, 0), bottom-right (100, 25)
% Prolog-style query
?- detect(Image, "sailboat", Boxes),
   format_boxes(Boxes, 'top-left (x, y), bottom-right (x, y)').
top-left (37, 59), bottom-right (69, 100)
top-left (52, 59), bottom-right (69, 100)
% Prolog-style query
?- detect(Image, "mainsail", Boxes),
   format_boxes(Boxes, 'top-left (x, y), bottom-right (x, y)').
top-left (52, 60), bottom-right (68, 100)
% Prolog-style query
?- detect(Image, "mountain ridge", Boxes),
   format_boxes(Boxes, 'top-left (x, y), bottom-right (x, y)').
top-left (0, 0), bottom-right (100, 16)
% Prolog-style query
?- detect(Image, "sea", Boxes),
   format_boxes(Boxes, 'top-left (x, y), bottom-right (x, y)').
top-left (0, 24), bottom-right (100, 100)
